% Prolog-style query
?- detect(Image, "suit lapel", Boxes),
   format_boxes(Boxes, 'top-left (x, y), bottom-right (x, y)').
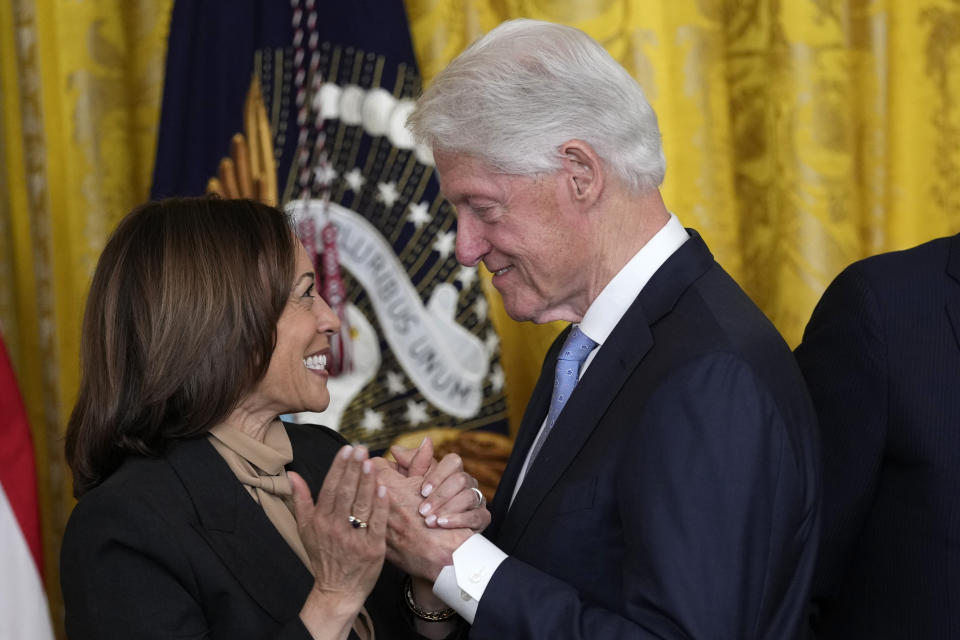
top-left (486, 339), bottom-right (562, 539)
top-left (492, 231), bottom-right (716, 552)
top-left (166, 437), bottom-right (313, 625)
top-left (946, 233), bottom-right (960, 351)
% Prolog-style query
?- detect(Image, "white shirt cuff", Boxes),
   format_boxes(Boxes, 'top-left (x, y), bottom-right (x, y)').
top-left (431, 533), bottom-right (508, 624)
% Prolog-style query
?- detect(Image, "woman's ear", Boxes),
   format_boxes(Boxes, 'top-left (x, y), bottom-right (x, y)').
top-left (559, 140), bottom-right (604, 206)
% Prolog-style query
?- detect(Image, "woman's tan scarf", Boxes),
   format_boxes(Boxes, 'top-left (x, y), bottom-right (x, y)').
top-left (209, 421), bottom-right (373, 639)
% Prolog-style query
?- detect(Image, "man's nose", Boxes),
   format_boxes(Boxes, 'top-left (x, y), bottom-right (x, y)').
top-left (454, 214), bottom-right (489, 267)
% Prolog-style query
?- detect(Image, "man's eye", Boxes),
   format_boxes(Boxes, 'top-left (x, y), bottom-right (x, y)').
top-left (472, 204), bottom-right (494, 217)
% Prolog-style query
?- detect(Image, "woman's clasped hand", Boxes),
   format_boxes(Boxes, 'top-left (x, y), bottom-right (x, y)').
top-left (289, 446), bottom-right (388, 637)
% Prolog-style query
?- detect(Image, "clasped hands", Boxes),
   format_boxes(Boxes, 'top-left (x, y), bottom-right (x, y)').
top-left (288, 438), bottom-right (487, 622)
top-left (376, 438), bottom-right (487, 582)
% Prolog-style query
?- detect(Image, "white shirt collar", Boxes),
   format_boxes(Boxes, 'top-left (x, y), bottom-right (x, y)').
top-left (509, 214), bottom-right (689, 506)
top-left (578, 213), bottom-right (689, 346)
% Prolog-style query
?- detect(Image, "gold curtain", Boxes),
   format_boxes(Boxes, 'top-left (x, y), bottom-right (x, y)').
top-left (405, 0), bottom-right (960, 431)
top-left (0, 0), bottom-right (173, 634)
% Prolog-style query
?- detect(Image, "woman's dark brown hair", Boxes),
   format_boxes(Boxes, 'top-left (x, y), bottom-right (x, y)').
top-left (65, 197), bottom-right (297, 497)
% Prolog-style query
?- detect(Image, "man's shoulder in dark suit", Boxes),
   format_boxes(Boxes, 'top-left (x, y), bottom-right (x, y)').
top-left (797, 231), bottom-right (960, 639)
top-left (479, 234), bottom-right (821, 640)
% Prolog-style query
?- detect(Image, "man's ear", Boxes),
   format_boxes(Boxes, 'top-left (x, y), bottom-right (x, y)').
top-left (560, 140), bottom-right (604, 206)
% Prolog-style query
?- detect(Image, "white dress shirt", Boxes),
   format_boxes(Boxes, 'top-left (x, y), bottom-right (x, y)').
top-left (433, 214), bottom-right (690, 622)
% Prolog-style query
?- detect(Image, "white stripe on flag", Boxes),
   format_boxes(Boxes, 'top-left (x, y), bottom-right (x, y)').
top-left (0, 482), bottom-right (54, 639)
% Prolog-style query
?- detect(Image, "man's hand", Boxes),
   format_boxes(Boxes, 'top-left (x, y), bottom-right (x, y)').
top-left (375, 466), bottom-right (473, 581)
top-left (387, 437), bottom-right (491, 531)
top-left (387, 437), bottom-right (437, 478)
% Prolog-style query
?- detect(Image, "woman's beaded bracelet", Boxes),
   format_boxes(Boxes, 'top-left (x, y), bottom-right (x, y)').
top-left (403, 575), bottom-right (457, 622)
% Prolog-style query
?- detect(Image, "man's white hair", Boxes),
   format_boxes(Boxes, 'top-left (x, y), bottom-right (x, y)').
top-left (407, 19), bottom-right (666, 192)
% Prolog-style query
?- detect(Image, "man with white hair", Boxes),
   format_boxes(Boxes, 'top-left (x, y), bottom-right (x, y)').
top-left (385, 19), bottom-right (820, 639)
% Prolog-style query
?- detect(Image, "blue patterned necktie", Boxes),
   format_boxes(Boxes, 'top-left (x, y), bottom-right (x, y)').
top-left (526, 327), bottom-right (598, 466)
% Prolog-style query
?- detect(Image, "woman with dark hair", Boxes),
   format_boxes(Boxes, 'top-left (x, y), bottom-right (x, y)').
top-left (61, 198), bottom-right (486, 639)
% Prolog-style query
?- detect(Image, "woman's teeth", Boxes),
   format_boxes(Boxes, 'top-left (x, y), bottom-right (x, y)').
top-left (303, 354), bottom-right (327, 371)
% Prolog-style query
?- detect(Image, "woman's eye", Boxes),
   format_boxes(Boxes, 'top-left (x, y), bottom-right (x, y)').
top-left (302, 283), bottom-right (316, 299)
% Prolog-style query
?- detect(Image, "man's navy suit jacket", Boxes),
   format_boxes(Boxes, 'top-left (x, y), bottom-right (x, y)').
top-left (471, 231), bottom-right (821, 639)
top-left (796, 232), bottom-right (960, 638)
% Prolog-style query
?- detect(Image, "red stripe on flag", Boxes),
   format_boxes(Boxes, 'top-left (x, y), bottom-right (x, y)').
top-left (0, 334), bottom-right (44, 576)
